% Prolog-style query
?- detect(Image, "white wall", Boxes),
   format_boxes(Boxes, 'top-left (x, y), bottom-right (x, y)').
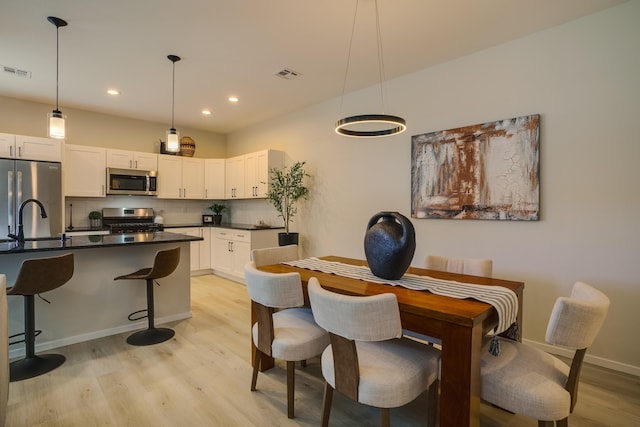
top-left (227, 2), bottom-right (640, 373)
top-left (0, 96), bottom-right (227, 158)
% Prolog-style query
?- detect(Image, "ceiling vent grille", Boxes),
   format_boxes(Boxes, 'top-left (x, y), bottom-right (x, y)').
top-left (274, 68), bottom-right (301, 80)
top-left (2, 65), bottom-right (32, 78)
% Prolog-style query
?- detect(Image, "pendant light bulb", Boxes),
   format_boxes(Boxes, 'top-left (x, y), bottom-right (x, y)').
top-left (47, 16), bottom-right (68, 139)
top-left (165, 54), bottom-right (181, 153)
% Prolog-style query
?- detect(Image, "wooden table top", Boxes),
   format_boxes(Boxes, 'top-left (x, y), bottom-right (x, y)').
top-left (259, 255), bottom-right (524, 330)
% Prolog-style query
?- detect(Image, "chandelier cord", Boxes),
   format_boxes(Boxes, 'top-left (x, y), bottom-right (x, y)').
top-left (339, 0), bottom-right (360, 116)
top-left (374, 0), bottom-right (387, 114)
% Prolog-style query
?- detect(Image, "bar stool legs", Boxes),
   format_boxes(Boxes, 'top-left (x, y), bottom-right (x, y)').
top-left (10, 295), bottom-right (65, 382)
top-left (114, 247), bottom-right (181, 346)
top-left (126, 278), bottom-right (175, 346)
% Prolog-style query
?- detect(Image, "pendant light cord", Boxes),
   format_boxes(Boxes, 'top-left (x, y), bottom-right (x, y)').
top-left (171, 60), bottom-right (175, 129)
top-left (55, 24), bottom-right (60, 111)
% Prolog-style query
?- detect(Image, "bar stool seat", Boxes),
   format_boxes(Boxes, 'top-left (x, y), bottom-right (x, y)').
top-left (6, 253), bottom-right (74, 382)
top-left (114, 247), bottom-right (180, 346)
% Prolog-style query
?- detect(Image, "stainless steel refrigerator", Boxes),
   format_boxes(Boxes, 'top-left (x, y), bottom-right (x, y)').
top-left (0, 159), bottom-right (62, 240)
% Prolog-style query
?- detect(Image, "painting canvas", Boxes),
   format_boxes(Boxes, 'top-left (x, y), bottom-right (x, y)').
top-left (411, 114), bottom-right (540, 220)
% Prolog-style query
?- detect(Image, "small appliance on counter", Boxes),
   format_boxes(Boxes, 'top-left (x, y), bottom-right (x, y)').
top-left (102, 208), bottom-right (163, 234)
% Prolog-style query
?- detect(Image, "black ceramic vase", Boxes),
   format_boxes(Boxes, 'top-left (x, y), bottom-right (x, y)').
top-left (364, 211), bottom-right (416, 280)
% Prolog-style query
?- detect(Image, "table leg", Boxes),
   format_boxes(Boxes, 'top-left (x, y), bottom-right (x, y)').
top-left (439, 322), bottom-right (484, 427)
top-left (250, 300), bottom-right (274, 371)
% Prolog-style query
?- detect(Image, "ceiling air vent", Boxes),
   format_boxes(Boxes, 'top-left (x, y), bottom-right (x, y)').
top-left (274, 68), bottom-right (301, 80)
top-left (2, 65), bottom-right (32, 79)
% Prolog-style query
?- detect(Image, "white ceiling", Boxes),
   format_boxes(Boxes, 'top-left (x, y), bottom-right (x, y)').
top-left (0, 0), bottom-right (627, 135)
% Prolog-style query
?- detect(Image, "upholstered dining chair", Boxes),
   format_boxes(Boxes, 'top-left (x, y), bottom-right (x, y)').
top-left (251, 244), bottom-right (299, 267)
top-left (307, 278), bottom-right (441, 427)
top-left (481, 281), bottom-right (610, 427)
top-left (426, 255), bottom-right (493, 277)
top-left (244, 261), bottom-right (329, 419)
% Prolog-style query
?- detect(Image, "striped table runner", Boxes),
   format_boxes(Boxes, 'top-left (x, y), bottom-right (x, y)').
top-left (283, 257), bottom-right (518, 354)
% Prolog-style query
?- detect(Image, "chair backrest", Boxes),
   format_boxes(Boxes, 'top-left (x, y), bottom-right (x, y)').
top-left (149, 247), bottom-right (181, 280)
top-left (426, 255), bottom-right (493, 277)
top-left (7, 253), bottom-right (74, 296)
top-left (545, 281), bottom-right (610, 349)
top-left (307, 278), bottom-right (402, 342)
top-left (244, 261), bottom-right (304, 308)
top-left (251, 245), bottom-right (299, 267)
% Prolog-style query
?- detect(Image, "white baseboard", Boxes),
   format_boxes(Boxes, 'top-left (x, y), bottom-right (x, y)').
top-left (524, 338), bottom-right (640, 377)
top-left (9, 311), bottom-right (192, 359)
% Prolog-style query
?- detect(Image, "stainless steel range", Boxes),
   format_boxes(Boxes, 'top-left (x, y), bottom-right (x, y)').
top-left (102, 208), bottom-right (163, 234)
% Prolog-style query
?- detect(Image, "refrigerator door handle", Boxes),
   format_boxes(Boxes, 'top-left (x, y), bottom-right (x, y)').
top-left (16, 170), bottom-right (23, 209)
top-left (7, 170), bottom-right (14, 234)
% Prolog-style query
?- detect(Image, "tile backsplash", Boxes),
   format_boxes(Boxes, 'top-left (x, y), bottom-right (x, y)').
top-left (65, 196), bottom-right (281, 229)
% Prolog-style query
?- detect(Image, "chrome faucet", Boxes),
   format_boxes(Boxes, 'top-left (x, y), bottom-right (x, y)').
top-left (7, 198), bottom-right (48, 244)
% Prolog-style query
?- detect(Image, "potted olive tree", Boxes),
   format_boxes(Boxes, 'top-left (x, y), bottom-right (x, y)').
top-left (265, 161), bottom-right (309, 246)
top-left (208, 203), bottom-right (227, 225)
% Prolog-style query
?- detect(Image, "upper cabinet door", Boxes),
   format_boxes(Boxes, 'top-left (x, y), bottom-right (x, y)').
top-left (245, 149), bottom-right (284, 198)
top-left (64, 144), bottom-right (106, 197)
top-left (157, 155), bottom-right (183, 198)
top-left (204, 158), bottom-right (225, 200)
top-left (0, 133), bottom-right (15, 158)
top-left (106, 149), bottom-right (157, 170)
top-left (225, 155), bottom-right (245, 199)
top-left (1, 135), bottom-right (62, 162)
top-left (133, 151), bottom-right (158, 171)
top-left (182, 157), bottom-right (205, 199)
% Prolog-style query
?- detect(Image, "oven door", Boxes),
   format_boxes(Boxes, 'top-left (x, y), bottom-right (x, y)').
top-left (106, 168), bottom-right (157, 196)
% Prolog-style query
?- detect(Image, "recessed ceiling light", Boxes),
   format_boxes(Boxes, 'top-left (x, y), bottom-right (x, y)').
top-left (201, 109), bottom-right (212, 115)
top-left (228, 96), bottom-right (239, 103)
top-left (107, 89), bottom-right (120, 95)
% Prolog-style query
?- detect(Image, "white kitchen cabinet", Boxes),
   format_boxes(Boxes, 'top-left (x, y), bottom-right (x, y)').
top-left (64, 144), bottom-right (106, 197)
top-left (106, 149), bottom-right (157, 170)
top-left (170, 227), bottom-right (210, 273)
top-left (157, 155), bottom-right (205, 199)
top-left (225, 155), bottom-right (245, 199)
top-left (0, 133), bottom-right (62, 162)
top-left (204, 158), bottom-right (225, 199)
top-left (244, 149), bottom-right (283, 198)
top-left (213, 227), bottom-right (280, 281)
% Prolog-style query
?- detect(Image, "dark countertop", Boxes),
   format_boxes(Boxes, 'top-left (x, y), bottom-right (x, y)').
top-left (164, 223), bottom-right (283, 231)
top-left (0, 231), bottom-right (202, 254)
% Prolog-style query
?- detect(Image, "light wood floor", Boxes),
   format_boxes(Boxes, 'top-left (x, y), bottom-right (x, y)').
top-left (5, 274), bottom-right (640, 426)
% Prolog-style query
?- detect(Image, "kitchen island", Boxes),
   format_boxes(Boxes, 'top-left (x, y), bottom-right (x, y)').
top-left (0, 231), bottom-right (202, 359)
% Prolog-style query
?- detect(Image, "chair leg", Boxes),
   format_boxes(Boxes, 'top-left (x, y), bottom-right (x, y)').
top-left (380, 408), bottom-right (390, 427)
top-left (538, 421), bottom-right (555, 427)
top-left (251, 349), bottom-right (261, 391)
top-left (427, 379), bottom-right (439, 427)
top-left (321, 382), bottom-right (334, 427)
top-left (287, 360), bottom-right (295, 418)
top-left (557, 419), bottom-right (568, 427)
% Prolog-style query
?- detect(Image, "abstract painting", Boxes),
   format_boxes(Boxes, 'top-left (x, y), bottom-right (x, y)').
top-left (411, 114), bottom-right (540, 220)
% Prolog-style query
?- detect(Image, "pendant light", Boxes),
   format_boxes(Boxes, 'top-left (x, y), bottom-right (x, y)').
top-left (335, 0), bottom-right (406, 138)
top-left (47, 16), bottom-right (68, 139)
top-left (165, 54), bottom-right (181, 153)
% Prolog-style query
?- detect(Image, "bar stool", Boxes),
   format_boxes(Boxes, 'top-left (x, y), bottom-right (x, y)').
top-left (6, 253), bottom-right (74, 382)
top-left (114, 246), bottom-right (180, 346)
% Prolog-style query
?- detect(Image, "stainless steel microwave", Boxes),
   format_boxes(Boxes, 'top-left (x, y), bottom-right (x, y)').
top-left (106, 168), bottom-right (157, 196)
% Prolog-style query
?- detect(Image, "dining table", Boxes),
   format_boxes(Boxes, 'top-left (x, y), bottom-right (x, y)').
top-left (255, 256), bottom-right (524, 427)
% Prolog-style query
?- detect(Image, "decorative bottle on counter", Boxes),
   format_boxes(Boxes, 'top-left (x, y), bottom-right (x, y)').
top-left (364, 211), bottom-right (416, 280)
